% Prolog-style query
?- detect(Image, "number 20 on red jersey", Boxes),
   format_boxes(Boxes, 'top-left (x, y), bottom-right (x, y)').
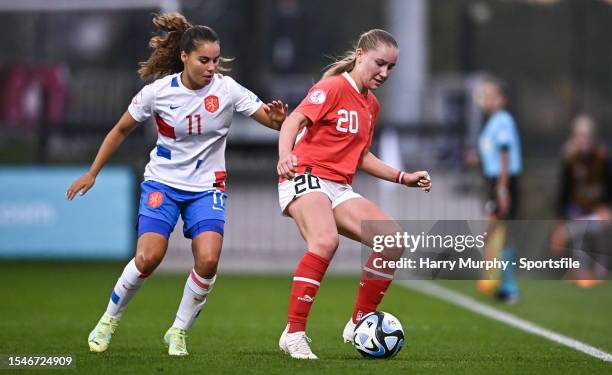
top-left (336, 109), bottom-right (359, 134)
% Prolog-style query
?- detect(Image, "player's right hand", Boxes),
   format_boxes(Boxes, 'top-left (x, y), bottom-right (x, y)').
top-left (277, 153), bottom-right (298, 179)
top-left (403, 170), bottom-right (431, 192)
top-left (66, 172), bottom-right (96, 200)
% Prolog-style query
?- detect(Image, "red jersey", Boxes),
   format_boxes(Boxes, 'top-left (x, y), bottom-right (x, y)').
top-left (292, 72), bottom-right (380, 184)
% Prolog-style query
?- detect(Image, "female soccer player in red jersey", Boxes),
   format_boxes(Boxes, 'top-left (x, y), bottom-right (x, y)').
top-left (66, 13), bottom-right (287, 356)
top-left (276, 29), bottom-right (432, 359)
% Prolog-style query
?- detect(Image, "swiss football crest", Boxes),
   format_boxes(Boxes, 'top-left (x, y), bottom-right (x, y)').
top-left (204, 95), bottom-right (219, 113)
top-left (147, 192), bottom-right (164, 208)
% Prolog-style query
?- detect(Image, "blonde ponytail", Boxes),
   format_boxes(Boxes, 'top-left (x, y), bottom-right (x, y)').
top-left (321, 52), bottom-right (357, 80)
top-left (321, 29), bottom-right (398, 80)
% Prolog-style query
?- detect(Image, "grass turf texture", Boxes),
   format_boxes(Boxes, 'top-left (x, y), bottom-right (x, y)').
top-left (1, 263), bottom-right (610, 374)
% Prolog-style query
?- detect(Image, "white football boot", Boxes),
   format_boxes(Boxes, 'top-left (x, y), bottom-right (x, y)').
top-left (88, 313), bottom-right (120, 353)
top-left (279, 325), bottom-right (318, 359)
top-left (164, 327), bottom-right (189, 356)
top-left (342, 319), bottom-right (357, 343)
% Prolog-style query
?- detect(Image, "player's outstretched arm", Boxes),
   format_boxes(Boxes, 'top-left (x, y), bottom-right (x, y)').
top-left (251, 100), bottom-right (289, 131)
top-left (358, 150), bottom-right (431, 192)
top-left (66, 111), bottom-right (139, 200)
top-left (277, 111), bottom-right (310, 179)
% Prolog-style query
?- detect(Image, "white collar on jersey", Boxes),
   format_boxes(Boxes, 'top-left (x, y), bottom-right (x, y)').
top-left (177, 72), bottom-right (215, 93)
top-left (342, 71), bottom-right (366, 95)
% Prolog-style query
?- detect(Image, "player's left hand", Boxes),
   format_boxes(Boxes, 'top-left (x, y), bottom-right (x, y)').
top-left (403, 171), bottom-right (431, 192)
top-left (264, 100), bottom-right (289, 129)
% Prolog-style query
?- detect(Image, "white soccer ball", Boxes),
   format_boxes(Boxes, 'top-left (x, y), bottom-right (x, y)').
top-left (353, 311), bottom-right (404, 359)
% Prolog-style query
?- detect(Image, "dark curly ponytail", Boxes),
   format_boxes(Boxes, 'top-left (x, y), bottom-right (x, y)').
top-left (138, 13), bottom-right (232, 80)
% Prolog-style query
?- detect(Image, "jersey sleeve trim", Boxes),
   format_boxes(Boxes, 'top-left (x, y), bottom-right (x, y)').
top-left (224, 75), bottom-right (262, 116)
top-left (244, 102), bottom-right (263, 117)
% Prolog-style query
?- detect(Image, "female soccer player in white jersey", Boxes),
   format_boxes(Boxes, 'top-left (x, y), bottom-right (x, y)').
top-left (276, 29), bottom-right (432, 359)
top-left (66, 13), bottom-right (287, 356)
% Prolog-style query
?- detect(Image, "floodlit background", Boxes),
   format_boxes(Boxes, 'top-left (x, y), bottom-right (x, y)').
top-left (1, 0), bottom-right (610, 271)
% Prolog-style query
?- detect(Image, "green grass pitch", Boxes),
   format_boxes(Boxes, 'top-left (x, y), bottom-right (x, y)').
top-left (1, 263), bottom-right (611, 374)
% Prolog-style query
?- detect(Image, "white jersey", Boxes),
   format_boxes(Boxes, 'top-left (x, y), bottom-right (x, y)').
top-left (128, 72), bottom-right (262, 192)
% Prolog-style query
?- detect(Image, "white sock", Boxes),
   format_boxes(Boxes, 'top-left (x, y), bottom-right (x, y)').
top-left (105, 258), bottom-right (149, 319)
top-left (172, 270), bottom-right (216, 330)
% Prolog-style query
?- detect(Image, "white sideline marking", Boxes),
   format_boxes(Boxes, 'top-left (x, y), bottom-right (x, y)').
top-left (397, 280), bottom-right (612, 362)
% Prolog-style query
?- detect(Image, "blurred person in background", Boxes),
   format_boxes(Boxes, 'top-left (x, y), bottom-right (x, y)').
top-left (276, 29), bottom-right (431, 359)
top-left (472, 76), bottom-right (522, 304)
top-left (551, 114), bottom-right (611, 287)
top-left (66, 13), bottom-right (287, 356)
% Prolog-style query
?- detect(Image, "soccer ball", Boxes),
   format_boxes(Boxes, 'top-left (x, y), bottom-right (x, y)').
top-left (352, 311), bottom-right (404, 359)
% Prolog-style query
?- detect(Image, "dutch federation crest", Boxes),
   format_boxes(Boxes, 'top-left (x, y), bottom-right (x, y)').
top-left (147, 192), bottom-right (164, 208)
top-left (204, 95), bottom-right (219, 113)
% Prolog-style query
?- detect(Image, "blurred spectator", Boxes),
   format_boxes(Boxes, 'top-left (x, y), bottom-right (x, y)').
top-left (2, 63), bottom-right (68, 127)
top-left (556, 115), bottom-right (612, 220)
top-left (551, 114), bottom-right (611, 286)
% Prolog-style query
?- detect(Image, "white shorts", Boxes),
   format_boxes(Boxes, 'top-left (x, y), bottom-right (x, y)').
top-left (278, 174), bottom-right (362, 215)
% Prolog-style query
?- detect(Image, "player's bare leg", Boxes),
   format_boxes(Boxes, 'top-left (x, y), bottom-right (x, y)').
top-left (134, 232), bottom-right (170, 274)
top-left (89, 233), bottom-right (168, 352)
top-left (165, 231), bottom-right (222, 356)
top-left (333, 197), bottom-right (402, 343)
top-left (279, 192), bottom-right (338, 359)
top-left (192, 231), bottom-right (223, 278)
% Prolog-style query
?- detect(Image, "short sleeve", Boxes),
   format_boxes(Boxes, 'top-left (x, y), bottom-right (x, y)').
top-left (493, 115), bottom-right (515, 150)
top-left (226, 76), bottom-right (262, 116)
top-left (294, 79), bottom-right (340, 124)
top-left (128, 84), bottom-right (155, 122)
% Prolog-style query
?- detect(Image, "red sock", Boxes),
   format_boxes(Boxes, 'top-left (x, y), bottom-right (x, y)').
top-left (287, 251), bottom-right (330, 333)
top-left (351, 251), bottom-right (394, 323)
